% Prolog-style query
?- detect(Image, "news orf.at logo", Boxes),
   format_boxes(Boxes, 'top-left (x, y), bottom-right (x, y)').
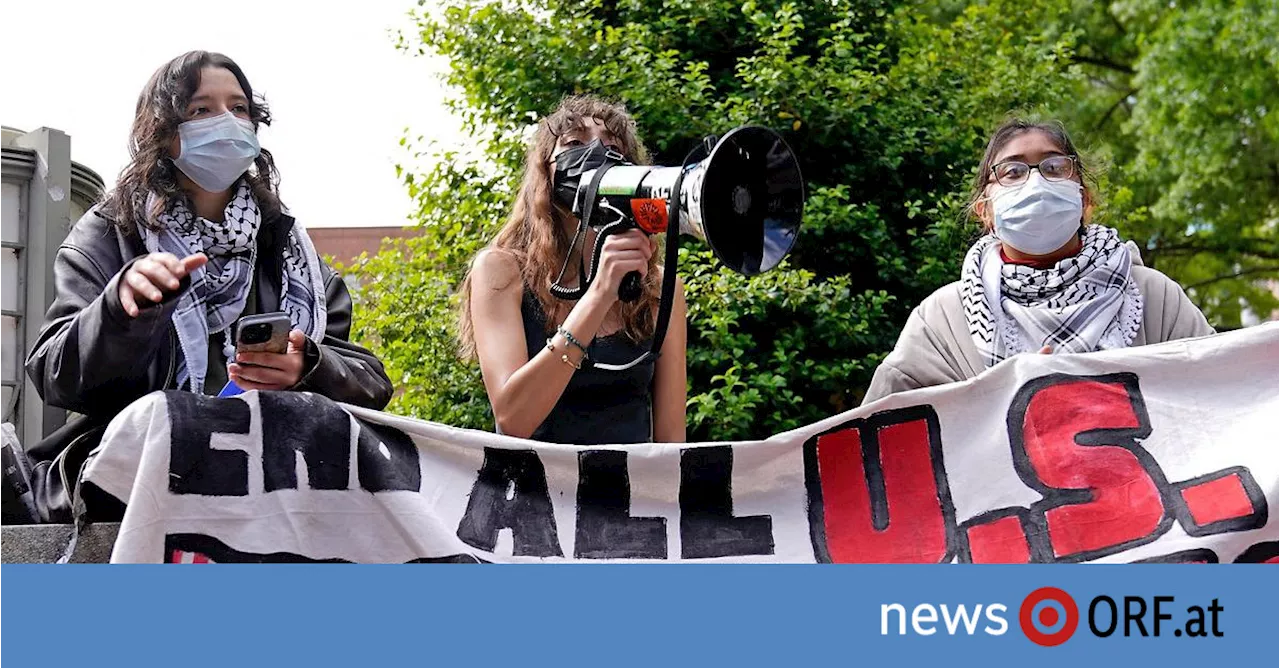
top-left (880, 588), bottom-right (1226, 644)
top-left (1020, 587), bottom-right (1079, 646)
top-left (1017, 588), bottom-right (1226, 645)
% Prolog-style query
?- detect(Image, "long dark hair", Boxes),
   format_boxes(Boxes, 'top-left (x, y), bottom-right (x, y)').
top-left (967, 117), bottom-right (1096, 230)
top-left (103, 51), bottom-right (281, 232)
top-left (456, 94), bottom-right (660, 359)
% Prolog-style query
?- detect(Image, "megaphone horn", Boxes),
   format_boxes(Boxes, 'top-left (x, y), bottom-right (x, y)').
top-left (604, 126), bottom-right (803, 273)
top-left (551, 126), bottom-right (805, 303)
top-left (545, 126), bottom-right (805, 373)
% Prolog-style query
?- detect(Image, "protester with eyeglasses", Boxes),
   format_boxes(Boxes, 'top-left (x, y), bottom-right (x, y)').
top-left (862, 118), bottom-right (1214, 404)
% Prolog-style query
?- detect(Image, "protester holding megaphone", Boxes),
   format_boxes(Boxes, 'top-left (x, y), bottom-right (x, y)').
top-left (458, 95), bottom-right (689, 445)
top-left (863, 118), bottom-right (1214, 405)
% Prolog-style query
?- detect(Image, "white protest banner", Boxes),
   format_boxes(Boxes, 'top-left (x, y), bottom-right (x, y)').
top-left (84, 324), bottom-right (1278, 564)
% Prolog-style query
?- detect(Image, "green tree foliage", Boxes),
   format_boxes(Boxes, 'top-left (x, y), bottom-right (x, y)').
top-left (344, 0), bottom-right (1274, 439)
top-left (1059, 0), bottom-right (1278, 326)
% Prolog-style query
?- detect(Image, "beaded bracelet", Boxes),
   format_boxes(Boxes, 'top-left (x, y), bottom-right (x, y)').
top-left (557, 326), bottom-right (590, 357)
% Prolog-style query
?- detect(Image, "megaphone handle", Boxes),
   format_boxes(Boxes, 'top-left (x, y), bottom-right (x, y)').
top-left (618, 271), bottom-right (643, 302)
top-left (567, 139), bottom-right (704, 372)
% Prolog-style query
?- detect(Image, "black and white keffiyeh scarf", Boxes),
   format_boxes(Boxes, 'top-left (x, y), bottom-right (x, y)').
top-left (960, 224), bottom-right (1144, 367)
top-left (142, 182), bottom-right (327, 393)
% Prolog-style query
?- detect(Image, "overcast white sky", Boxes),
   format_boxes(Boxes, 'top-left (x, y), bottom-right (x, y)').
top-left (1, 0), bottom-right (460, 228)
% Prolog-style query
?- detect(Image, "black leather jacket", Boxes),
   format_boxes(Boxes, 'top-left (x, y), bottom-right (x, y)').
top-left (23, 206), bottom-right (394, 461)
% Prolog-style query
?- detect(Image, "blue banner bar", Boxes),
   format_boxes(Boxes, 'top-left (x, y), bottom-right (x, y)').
top-left (3, 564), bottom-right (1276, 666)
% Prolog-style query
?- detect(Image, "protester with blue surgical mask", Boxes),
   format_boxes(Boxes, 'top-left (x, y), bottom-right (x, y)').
top-left (24, 52), bottom-right (393, 504)
top-left (862, 118), bottom-right (1214, 404)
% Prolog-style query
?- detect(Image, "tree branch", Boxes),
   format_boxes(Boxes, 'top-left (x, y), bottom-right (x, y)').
top-left (1184, 266), bottom-right (1280, 291)
top-left (1087, 74), bottom-right (1128, 92)
top-left (1148, 240), bottom-right (1280, 259)
top-left (1095, 89), bottom-right (1139, 130)
top-left (1071, 54), bottom-right (1135, 74)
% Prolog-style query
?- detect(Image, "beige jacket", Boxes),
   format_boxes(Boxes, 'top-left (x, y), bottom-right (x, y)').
top-left (863, 264), bottom-right (1216, 405)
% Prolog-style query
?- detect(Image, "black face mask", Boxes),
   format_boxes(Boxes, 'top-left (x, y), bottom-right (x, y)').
top-left (552, 138), bottom-right (628, 212)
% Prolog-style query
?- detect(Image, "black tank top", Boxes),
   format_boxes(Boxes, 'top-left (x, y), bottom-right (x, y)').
top-left (516, 289), bottom-right (655, 445)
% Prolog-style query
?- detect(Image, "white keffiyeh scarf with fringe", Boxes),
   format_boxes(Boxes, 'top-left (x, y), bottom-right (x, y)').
top-left (960, 224), bottom-right (1144, 367)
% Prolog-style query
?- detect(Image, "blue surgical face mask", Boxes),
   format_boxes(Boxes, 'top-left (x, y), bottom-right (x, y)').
top-left (990, 172), bottom-right (1084, 255)
top-left (173, 111), bottom-right (260, 193)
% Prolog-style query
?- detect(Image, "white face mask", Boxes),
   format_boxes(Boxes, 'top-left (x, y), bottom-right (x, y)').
top-left (989, 172), bottom-right (1083, 255)
top-left (173, 111), bottom-right (261, 193)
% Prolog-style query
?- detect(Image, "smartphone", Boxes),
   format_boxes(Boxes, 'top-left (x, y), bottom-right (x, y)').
top-left (235, 311), bottom-right (292, 356)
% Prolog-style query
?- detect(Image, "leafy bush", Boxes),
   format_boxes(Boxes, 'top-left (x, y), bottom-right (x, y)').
top-left (346, 0), bottom-right (1274, 439)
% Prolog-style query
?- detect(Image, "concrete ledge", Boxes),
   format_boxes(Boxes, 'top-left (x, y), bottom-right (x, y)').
top-left (1, 523), bottom-right (119, 563)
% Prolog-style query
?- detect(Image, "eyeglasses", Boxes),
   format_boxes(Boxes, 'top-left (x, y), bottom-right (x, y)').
top-left (990, 155), bottom-right (1077, 187)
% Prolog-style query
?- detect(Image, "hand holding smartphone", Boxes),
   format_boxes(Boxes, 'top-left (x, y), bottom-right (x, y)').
top-left (235, 312), bottom-right (292, 357)
top-left (227, 312), bottom-right (307, 392)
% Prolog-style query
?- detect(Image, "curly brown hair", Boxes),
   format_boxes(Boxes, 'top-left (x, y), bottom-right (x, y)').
top-left (457, 94), bottom-right (662, 359)
top-left (102, 51), bottom-right (281, 232)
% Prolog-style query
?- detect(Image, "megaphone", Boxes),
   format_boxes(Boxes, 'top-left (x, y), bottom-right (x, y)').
top-left (550, 126), bottom-right (805, 303)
